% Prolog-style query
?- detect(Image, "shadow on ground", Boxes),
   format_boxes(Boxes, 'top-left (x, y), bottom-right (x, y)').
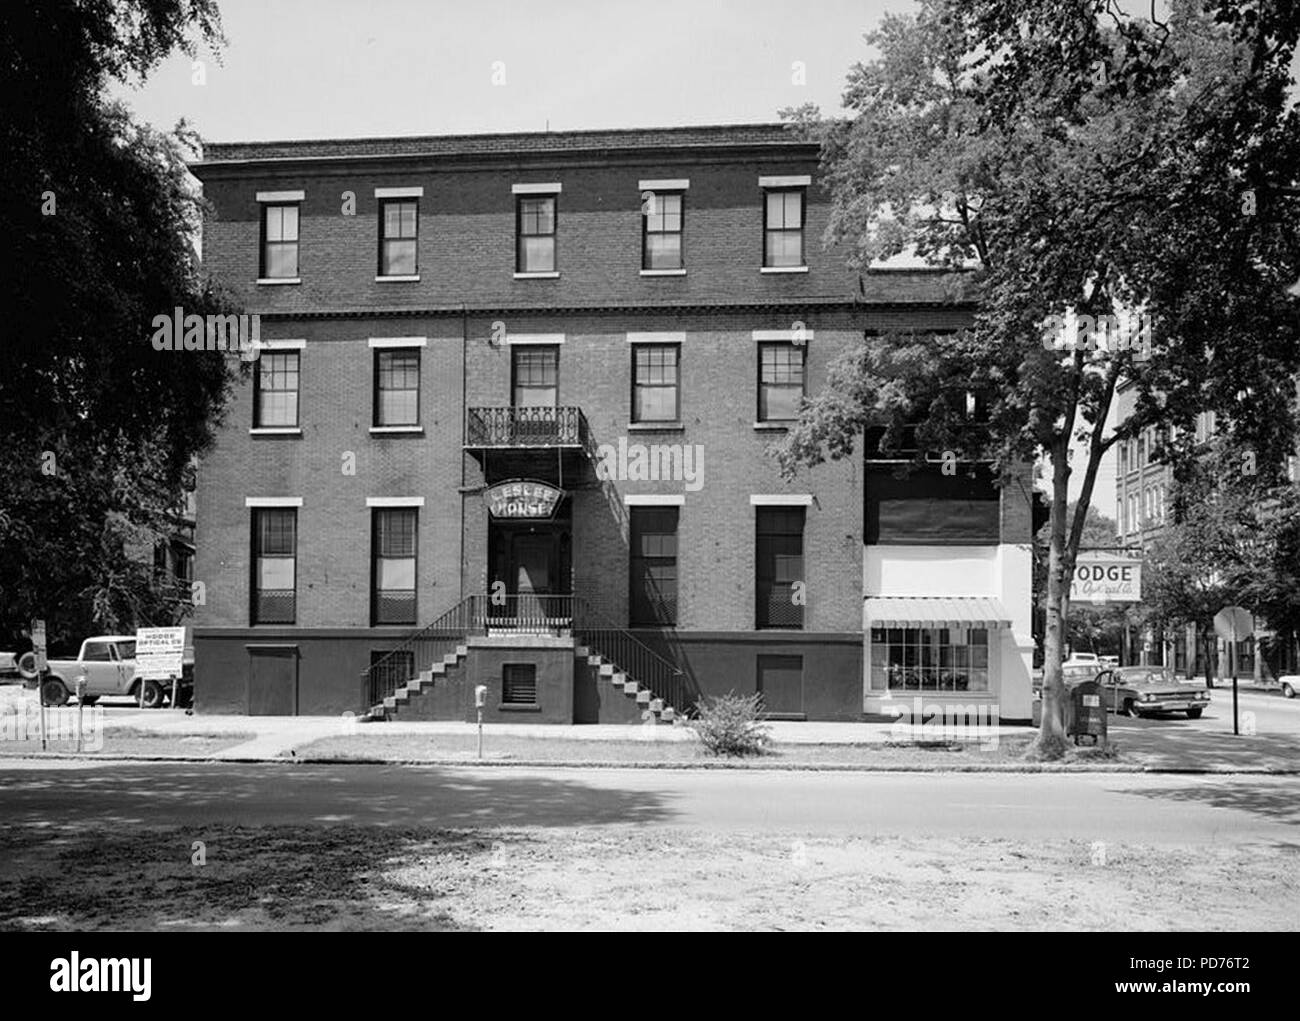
top-left (1120, 778), bottom-right (1300, 825)
top-left (1112, 720), bottom-right (1300, 771)
top-left (0, 763), bottom-right (673, 829)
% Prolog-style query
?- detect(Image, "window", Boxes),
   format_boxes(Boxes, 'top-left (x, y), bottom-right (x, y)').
top-left (632, 344), bottom-right (679, 422)
top-left (254, 351), bottom-right (300, 427)
top-left (758, 343), bottom-right (804, 421)
top-left (1119, 444), bottom-right (1127, 475)
top-left (116, 640), bottom-right (136, 660)
top-left (630, 507), bottom-right (678, 626)
top-left (372, 508), bottom-right (417, 625)
top-left (517, 195), bottom-right (556, 272)
top-left (756, 506), bottom-right (804, 629)
top-left (252, 508), bottom-right (296, 624)
top-left (260, 204), bottom-right (299, 278)
top-left (379, 199), bottom-right (418, 276)
top-left (870, 627), bottom-right (989, 692)
top-left (82, 641), bottom-right (112, 662)
top-left (374, 349), bottom-right (420, 426)
top-left (502, 663), bottom-right (538, 705)
top-left (643, 192), bottom-right (683, 270)
top-left (763, 189), bottom-right (804, 267)
top-left (1128, 494), bottom-right (1138, 533)
top-left (512, 346), bottom-right (558, 407)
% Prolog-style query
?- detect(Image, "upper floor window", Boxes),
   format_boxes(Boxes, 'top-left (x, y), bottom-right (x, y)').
top-left (512, 346), bottom-right (559, 407)
top-left (517, 195), bottom-right (556, 273)
top-left (629, 506), bottom-right (679, 626)
top-left (643, 192), bottom-right (684, 270)
top-left (632, 344), bottom-right (679, 422)
top-left (374, 349), bottom-right (420, 426)
top-left (758, 343), bottom-right (804, 422)
top-left (252, 507), bottom-right (296, 624)
top-left (372, 508), bottom-right (417, 626)
top-left (763, 189), bottom-right (804, 268)
top-left (756, 505), bottom-right (805, 629)
top-left (379, 199), bottom-right (418, 276)
top-left (260, 203), bottom-right (299, 279)
top-left (254, 351), bottom-right (300, 428)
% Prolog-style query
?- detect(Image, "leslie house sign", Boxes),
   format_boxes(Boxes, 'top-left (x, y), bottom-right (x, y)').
top-left (1070, 555), bottom-right (1142, 602)
top-left (484, 480), bottom-right (564, 519)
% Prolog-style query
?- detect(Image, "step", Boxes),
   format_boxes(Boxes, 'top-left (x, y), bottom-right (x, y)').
top-left (610, 672), bottom-right (626, 687)
top-left (431, 661), bottom-right (446, 675)
top-left (599, 663), bottom-right (614, 677)
top-left (587, 654), bottom-right (602, 667)
top-left (417, 669), bottom-right (433, 687)
top-left (456, 645), bottom-right (468, 657)
top-left (636, 689), bottom-right (651, 705)
top-left (395, 689), bottom-right (410, 703)
top-left (661, 707), bottom-right (676, 722)
top-left (443, 653), bottom-right (459, 666)
top-left (623, 680), bottom-right (639, 695)
top-left (575, 646), bottom-right (590, 658)
top-left (383, 696), bottom-right (397, 710)
top-left (648, 698), bottom-right (664, 714)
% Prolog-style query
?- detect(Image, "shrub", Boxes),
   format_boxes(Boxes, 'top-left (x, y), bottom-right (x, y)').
top-left (689, 691), bottom-right (771, 756)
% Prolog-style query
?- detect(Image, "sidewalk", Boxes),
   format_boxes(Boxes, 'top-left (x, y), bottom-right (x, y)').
top-left (2, 684), bottom-right (1297, 771)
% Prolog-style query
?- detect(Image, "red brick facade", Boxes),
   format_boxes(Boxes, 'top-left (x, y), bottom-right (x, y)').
top-left (190, 124), bottom-right (1008, 720)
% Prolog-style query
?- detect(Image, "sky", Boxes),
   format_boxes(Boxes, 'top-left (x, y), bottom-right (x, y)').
top-left (108, 0), bottom-right (1135, 513)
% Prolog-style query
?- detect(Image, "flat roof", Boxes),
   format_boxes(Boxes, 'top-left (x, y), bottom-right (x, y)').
top-left (195, 122), bottom-right (813, 168)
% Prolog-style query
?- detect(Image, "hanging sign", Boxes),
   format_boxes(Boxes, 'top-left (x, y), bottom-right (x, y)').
top-left (484, 480), bottom-right (563, 519)
top-left (1070, 555), bottom-right (1142, 602)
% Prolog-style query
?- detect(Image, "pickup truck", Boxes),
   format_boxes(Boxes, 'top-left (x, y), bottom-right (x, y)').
top-left (35, 635), bottom-right (194, 709)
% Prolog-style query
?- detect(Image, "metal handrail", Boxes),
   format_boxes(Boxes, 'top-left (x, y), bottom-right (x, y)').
top-left (465, 406), bottom-right (588, 448)
top-left (360, 592), bottom-right (695, 717)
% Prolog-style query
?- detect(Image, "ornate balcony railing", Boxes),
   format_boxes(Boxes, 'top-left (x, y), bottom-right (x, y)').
top-left (465, 406), bottom-right (588, 448)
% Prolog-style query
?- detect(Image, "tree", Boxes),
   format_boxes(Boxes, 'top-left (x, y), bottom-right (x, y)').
top-left (0, 1), bottom-right (239, 651)
top-left (774, 0), bottom-right (1300, 756)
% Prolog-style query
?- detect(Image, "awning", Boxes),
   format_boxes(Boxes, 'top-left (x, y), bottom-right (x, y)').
top-left (865, 596), bottom-right (1013, 629)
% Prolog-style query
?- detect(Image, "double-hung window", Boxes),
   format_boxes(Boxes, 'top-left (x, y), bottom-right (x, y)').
top-left (254, 351), bottom-right (300, 428)
top-left (379, 199), bottom-right (418, 276)
top-left (763, 188), bottom-right (804, 268)
top-left (252, 508), bottom-right (297, 624)
top-left (516, 193), bottom-right (557, 273)
top-left (758, 343), bottom-right (804, 422)
top-left (372, 508), bottom-right (417, 625)
top-left (632, 344), bottom-right (679, 423)
top-left (260, 203), bottom-right (300, 279)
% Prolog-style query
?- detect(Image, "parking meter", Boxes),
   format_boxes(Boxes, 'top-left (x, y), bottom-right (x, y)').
top-left (74, 674), bottom-right (87, 752)
top-left (474, 685), bottom-right (487, 759)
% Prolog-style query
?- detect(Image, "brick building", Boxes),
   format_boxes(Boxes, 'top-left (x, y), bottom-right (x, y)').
top-left (188, 124), bottom-right (1034, 723)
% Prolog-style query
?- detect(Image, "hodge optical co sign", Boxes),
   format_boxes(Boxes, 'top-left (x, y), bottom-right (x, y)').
top-left (484, 480), bottom-right (564, 519)
top-left (1070, 555), bottom-right (1142, 602)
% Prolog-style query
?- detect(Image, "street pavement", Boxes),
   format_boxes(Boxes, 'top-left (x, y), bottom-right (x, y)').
top-left (0, 761), bottom-right (1294, 845)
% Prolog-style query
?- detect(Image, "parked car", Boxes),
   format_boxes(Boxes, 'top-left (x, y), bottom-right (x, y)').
top-left (1278, 675), bottom-right (1298, 699)
top-left (1099, 655), bottom-right (1120, 669)
top-left (36, 636), bottom-right (193, 709)
top-left (1032, 662), bottom-right (1103, 697)
top-left (1063, 652), bottom-right (1100, 668)
top-left (1095, 666), bottom-right (1211, 719)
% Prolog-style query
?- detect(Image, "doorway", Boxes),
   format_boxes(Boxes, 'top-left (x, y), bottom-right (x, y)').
top-left (488, 518), bottom-right (572, 629)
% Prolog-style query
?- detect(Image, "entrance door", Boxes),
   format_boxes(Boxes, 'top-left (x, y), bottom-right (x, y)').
top-left (248, 646), bottom-right (298, 715)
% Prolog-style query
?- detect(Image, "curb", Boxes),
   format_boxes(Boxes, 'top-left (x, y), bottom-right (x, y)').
top-left (2, 751), bottom-right (1297, 775)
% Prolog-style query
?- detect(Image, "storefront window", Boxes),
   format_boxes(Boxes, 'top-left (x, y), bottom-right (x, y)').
top-left (870, 626), bottom-right (989, 691)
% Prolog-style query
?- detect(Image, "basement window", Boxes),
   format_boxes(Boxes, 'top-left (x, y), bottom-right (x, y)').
top-left (502, 663), bottom-right (538, 705)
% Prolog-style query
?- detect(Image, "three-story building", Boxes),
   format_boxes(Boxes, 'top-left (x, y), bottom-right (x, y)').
top-left (188, 124), bottom-right (1034, 723)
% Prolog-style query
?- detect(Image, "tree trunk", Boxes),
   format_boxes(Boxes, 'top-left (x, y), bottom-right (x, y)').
top-left (1036, 442), bottom-right (1072, 758)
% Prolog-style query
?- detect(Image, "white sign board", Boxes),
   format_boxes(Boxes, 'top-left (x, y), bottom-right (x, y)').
top-left (1213, 606), bottom-right (1253, 642)
top-left (134, 626), bottom-right (186, 680)
top-left (1070, 556), bottom-right (1141, 602)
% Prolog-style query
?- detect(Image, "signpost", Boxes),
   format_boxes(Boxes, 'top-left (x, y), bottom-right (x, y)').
top-left (135, 626), bottom-right (186, 709)
top-left (1213, 606), bottom-right (1253, 736)
top-left (32, 618), bottom-right (47, 751)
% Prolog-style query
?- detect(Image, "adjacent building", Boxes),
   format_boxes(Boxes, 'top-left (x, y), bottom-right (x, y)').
top-left (187, 124), bottom-right (1034, 723)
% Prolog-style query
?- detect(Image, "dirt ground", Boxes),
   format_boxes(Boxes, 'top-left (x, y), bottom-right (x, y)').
top-left (1, 824), bottom-right (1293, 931)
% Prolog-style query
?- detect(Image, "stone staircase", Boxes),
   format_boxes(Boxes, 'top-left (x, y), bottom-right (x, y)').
top-left (365, 644), bottom-right (469, 721)
top-left (576, 644), bottom-right (679, 725)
